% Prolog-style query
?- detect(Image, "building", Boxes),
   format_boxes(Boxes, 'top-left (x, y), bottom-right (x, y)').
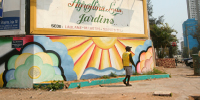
top-left (187, 0), bottom-right (200, 20)
top-left (182, 18), bottom-right (199, 49)
top-left (0, 0), bottom-right (156, 88)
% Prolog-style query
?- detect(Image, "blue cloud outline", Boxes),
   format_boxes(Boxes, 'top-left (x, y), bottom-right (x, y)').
top-left (34, 36), bottom-right (77, 81)
top-left (133, 40), bottom-right (152, 67)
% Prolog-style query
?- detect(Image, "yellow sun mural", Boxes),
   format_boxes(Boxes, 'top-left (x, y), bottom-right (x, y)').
top-left (51, 37), bottom-right (145, 79)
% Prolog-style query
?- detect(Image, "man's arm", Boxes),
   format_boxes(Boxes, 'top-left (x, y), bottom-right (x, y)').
top-left (122, 59), bottom-right (124, 67)
top-left (129, 53), bottom-right (136, 67)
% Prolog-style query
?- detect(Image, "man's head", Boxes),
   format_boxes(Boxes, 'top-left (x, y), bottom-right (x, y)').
top-left (125, 46), bottom-right (132, 51)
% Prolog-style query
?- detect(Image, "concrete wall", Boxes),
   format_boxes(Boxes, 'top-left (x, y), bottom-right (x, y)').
top-left (0, 35), bottom-right (154, 88)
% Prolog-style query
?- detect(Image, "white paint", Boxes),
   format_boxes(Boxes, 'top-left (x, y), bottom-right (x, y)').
top-left (0, 42), bottom-right (14, 57)
top-left (0, 63), bottom-right (5, 74)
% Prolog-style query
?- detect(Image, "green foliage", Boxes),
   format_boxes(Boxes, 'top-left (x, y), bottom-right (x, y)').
top-left (147, 0), bottom-right (153, 17)
top-left (170, 93), bottom-right (173, 97)
top-left (110, 72), bottom-right (117, 77)
top-left (191, 47), bottom-right (199, 54)
top-left (41, 86), bottom-right (48, 90)
top-left (133, 68), bottom-right (167, 75)
top-left (172, 46), bottom-right (179, 56)
top-left (147, 0), bottom-right (178, 58)
top-left (33, 84), bottom-right (41, 90)
top-left (177, 50), bottom-right (182, 55)
top-left (133, 72), bottom-right (140, 75)
top-left (100, 75), bottom-right (110, 79)
top-left (153, 68), bottom-right (167, 74)
top-left (33, 80), bottom-right (64, 91)
top-left (182, 47), bottom-right (189, 58)
top-left (143, 71), bottom-right (154, 75)
top-left (193, 24), bottom-right (200, 46)
top-left (48, 82), bottom-right (61, 91)
top-left (101, 72), bottom-right (118, 79)
top-left (150, 23), bottom-right (178, 58)
top-left (77, 84), bottom-right (81, 89)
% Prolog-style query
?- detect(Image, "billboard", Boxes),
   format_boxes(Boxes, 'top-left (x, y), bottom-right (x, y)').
top-left (0, 0), bottom-right (25, 36)
top-left (30, 0), bottom-right (149, 37)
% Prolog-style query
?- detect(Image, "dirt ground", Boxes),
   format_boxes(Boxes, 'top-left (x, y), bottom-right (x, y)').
top-left (0, 85), bottom-right (177, 100)
top-left (0, 63), bottom-right (198, 100)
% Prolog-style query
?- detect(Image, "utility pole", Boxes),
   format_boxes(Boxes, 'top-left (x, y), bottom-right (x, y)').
top-left (186, 26), bottom-right (191, 58)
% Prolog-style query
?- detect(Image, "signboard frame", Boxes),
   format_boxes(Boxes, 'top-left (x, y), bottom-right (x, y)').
top-left (30, 0), bottom-right (149, 37)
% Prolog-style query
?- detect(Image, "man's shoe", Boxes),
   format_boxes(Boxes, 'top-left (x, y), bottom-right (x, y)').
top-left (123, 79), bottom-right (126, 85)
top-left (126, 84), bottom-right (132, 86)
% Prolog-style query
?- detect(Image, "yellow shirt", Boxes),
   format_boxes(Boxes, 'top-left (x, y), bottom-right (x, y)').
top-left (122, 52), bottom-right (132, 66)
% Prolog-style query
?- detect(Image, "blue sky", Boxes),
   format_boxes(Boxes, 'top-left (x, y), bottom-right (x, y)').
top-left (151, 0), bottom-right (188, 50)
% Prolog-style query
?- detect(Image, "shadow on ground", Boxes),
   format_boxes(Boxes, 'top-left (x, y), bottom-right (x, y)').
top-left (99, 84), bottom-right (126, 87)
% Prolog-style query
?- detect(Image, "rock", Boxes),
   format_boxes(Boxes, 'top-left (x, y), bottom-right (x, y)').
top-left (133, 97), bottom-right (136, 99)
top-left (153, 91), bottom-right (172, 96)
top-left (88, 80), bottom-right (91, 83)
top-left (65, 83), bottom-right (70, 89)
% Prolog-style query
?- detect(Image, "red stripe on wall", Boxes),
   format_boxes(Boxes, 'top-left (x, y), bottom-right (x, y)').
top-left (68, 39), bottom-right (91, 51)
top-left (74, 43), bottom-right (94, 66)
top-left (85, 45), bottom-right (97, 69)
top-left (98, 50), bottom-right (103, 70)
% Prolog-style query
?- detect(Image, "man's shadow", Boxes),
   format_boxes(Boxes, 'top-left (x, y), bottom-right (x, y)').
top-left (99, 84), bottom-right (126, 87)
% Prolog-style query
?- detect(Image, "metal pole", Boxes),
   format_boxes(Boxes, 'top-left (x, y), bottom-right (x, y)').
top-left (186, 26), bottom-right (191, 58)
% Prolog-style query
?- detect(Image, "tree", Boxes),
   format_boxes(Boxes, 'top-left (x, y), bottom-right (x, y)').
top-left (147, 0), bottom-right (178, 58)
top-left (172, 46), bottom-right (179, 55)
top-left (182, 47), bottom-right (189, 58)
top-left (147, 0), bottom-right (164, 25)
top-left (147, 0), bottom-right (153, 17)
top-left (150, 23), bottom-right (178, 58)
top-left (191, 47), bottom-right (199, 54)
top-left (177, 50), bottom-right (182, 55)
top-left (192, 24), bottom-right (200, 52)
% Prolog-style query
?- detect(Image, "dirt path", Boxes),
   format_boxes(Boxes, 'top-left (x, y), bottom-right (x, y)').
top-left (0, 63), bottom-right (199, 100)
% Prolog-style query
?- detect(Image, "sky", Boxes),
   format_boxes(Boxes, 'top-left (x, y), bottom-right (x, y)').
top-left (151, 0), bottom-right (188, 50)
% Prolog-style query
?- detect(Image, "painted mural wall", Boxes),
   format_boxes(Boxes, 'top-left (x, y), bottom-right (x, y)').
top-left (0, 35), bottom-right (154, 88)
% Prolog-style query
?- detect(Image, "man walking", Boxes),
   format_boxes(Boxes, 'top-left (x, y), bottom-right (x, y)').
top-left (122, 46), bottom-right (136, 86)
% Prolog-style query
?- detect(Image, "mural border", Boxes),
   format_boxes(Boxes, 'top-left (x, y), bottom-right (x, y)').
top-left (30, 0), bottom-right (149, 38)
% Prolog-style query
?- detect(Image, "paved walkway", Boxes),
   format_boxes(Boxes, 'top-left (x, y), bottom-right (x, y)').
top-left (64, 63), bottom-right (200, 100)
